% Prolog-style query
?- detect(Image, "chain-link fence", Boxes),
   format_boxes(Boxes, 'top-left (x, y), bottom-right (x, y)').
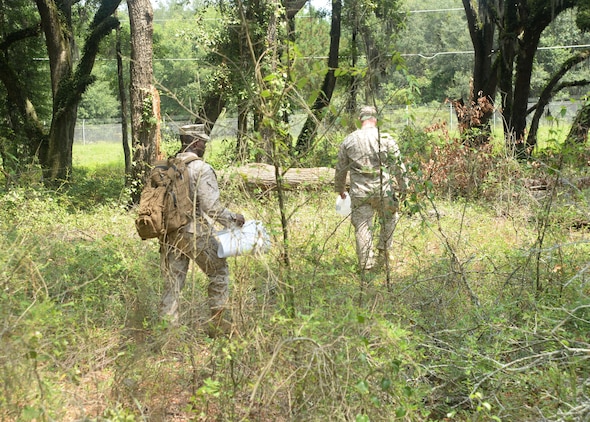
top-left (74, 100), bottom-right (583, 144)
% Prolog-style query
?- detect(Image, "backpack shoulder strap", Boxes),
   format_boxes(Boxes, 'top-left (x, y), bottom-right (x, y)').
top-left (182, 155), bottom-right (200, 165)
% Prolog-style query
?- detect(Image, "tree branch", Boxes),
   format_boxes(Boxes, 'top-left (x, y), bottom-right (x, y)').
top-left (0, 24), bottom-right (41, 50)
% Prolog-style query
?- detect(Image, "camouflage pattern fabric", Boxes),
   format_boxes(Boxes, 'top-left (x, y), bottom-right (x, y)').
top-left (159, 151), bottom-right (241, 324)
top-left (159, 230), bottom-right (229, 325)
top-left (334, 127), bottom-right (406, 198)
top-left (335, 127), bottom-right (407, 271)
top-left (351, 197), bottom-right (400, 271)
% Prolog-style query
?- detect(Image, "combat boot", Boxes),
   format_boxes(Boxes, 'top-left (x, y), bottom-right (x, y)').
top-left (207, 310), bottom-right (232, 338)
top-left (377, 249), bottom-right (395, 269)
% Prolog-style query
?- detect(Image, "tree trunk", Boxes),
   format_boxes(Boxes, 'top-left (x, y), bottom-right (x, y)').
top-left (36, 0), bottom-right (121, 185)
top-left (527, 50), bottom-right (590, 148)
top-left (511, 35), bottom-right (540, 158)
top-left (566, 102), bottom-right (590, 146)
top-left (359, 24), bottom-right (381, 96)
top-left (295, 0), bottom-right (341, 155)
top-left (346, 21), bottom-right (359, 120)
top-left (284, 0), bottom-right (307, 20)
top-left (0, 40), bottom-right (46, 177)
top-left (218, 163), bottom-right (343, 191)
top-left (197, 92), bottom-right (225, 135)
top-left (496, 0), bottom-right (575, 157)
top-left (35, 0), bottom-right (76, 183)
top-left (463, 0), bottom-right (496, 102)
top-left (116, 21), bottom-right (131, 176)
top-left (460, 0), bottom-right (496, 143)
top-left (128, 0), bottom-right (159, 203)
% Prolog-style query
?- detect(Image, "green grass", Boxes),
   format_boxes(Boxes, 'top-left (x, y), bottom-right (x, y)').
top-left (73, 142), bottom-right (125, 169)
top-left (1, 140), bottom-right (589, 421)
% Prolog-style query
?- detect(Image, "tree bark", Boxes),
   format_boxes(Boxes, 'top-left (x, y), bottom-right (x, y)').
top-left (295, 0), bottom-right (341, 155)
top-left (462, 0), bottom-right (496, 102)
top-left (35, 0), bottom-right (121, 185)
top-left (460, 0), bottom-right (496, 142)
top-left (527, 50), bottom-right (590, 148)
top-left (35, 0), bottom-right (75, 183)
top-left (218, 163), bottom-right (344, 191)
top-left (346, 12), bottom-right (359, 119)
top-left (197, 91), bottom-right (225, 136)
top-left (128, 0), bottom-right (159, 203)
top-left (511, 24), bottom-right (545, 157)
top-left (509, 1), bottom-right (575, 157)
top-left (566, 101), bottom-right (590, 146)
top-left (116, 21), bottom-right (131, 176)
top-left (0, 39), bottom-right (46, 176)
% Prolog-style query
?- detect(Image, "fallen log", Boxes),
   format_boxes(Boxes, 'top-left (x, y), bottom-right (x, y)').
top-left (218, 163), bottom-right (345, 191)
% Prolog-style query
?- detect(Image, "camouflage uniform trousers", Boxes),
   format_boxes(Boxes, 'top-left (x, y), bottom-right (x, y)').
top-left (351, 195), bottom-right (400, 271)
top-left (159, 229), bottom-right (229, 325)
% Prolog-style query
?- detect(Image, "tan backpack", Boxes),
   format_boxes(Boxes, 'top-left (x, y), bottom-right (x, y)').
top-left (135, 155), bottom-right (199, 240)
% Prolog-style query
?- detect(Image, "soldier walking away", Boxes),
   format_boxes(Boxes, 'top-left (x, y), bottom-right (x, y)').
top-left (334, 106), bottom-right (408, 273)
top-left (159, 124), bottom-right (245, 337)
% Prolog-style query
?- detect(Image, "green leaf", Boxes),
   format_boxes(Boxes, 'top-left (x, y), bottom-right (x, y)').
top-left (21, 406), bottom-right (42, 420)
top-left (296, 77), bottom-right (308, 90)
top-left (355, 380), bottom-right (370, 394)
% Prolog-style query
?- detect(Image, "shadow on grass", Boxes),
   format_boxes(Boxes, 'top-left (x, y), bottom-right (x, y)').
top-left (66, 165), bottom-right (127, 209)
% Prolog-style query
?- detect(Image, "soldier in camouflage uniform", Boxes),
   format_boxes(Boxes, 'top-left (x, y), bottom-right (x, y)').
top-left (160, 124), bottom-right (245, 336)
top-left (334, 106), bottom-right (407, 272)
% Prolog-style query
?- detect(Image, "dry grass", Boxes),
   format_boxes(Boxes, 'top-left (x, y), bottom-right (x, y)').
top-left (1, 154), bottom-right (589, 420)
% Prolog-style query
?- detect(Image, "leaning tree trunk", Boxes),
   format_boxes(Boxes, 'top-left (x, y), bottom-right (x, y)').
top-left (128, 0), bottom-right (159, 203)
top-left (345, 21), bottom-right (359, 120)
top-left (295, 0), bottom-right (341, 155)
top-left (116, 20), bottom-right (131, 177)
top-left (527, 50), bottom-right (590, 149)
top-left (500, 0), bottom-right (575, 158)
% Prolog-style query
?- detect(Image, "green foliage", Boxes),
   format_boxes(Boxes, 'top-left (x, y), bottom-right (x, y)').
top-left (0, 1), bottom-right (53, 123)
top-left (159, 129), bottom-right (182, 158)
top-left (78, 77), bottom-right (120, 120)
top-left (1, 148), bottom-right (590, 419)
top-left (3, 1), bottom-right (590, 419)
top-left (576, 0), bottom-right (590, 32)
top-left (394, 0), bottom-right (472, 103)
top-left (537, 10), bottom-right (590, 99)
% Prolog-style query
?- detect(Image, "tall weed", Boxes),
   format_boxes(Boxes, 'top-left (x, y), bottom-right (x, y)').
top-left (0, 145), bottom-right (589, 420)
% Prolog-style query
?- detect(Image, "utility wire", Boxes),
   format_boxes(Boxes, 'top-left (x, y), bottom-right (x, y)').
top-left (407, 8), bottom-right (463, 13)
top-left (138, 7), bottom-right (465, 23)
top-left (399, 44), bottom-right (590, 60)
top-left (32, 43), bottom-right (590, 62)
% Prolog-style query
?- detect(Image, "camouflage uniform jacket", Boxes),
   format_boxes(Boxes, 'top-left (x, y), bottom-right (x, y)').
top-left (334, 126), bottom-right (407, 199)
top-left (176, 152), bottom-right (239, 234)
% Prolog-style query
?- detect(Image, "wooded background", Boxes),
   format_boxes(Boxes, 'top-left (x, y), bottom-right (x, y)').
top-left (4, 0), bottom-right (590, 188)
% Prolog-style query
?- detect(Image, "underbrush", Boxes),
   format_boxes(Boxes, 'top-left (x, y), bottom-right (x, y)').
top-left (1, 151), bottom-right (589, 421)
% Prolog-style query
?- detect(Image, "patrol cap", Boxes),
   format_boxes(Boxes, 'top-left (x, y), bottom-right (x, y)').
top-left (359, 105), bottom-right (377, 121)
top-left (180, 124), bottom-right (210, 142)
